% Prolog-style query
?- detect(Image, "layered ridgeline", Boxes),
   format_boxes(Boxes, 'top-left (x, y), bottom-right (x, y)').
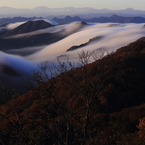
top-left (2, 20), bottom-right (53, 37)
top-left (1, 37), bottom-right (145, 144)
top-left (53, 14), bottom-right (145, 24)
top-left (1, 7), bottom-right (145, 18)
top-left (0, 20), bottom-right (87, 49)
top-left (0, 20), bottom-right (61, 49)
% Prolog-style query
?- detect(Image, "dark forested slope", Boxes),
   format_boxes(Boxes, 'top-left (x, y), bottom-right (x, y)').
top-left (1, 38), bottom-right (145, 144)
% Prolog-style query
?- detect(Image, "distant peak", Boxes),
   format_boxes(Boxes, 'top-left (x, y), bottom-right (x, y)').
top-left (74, 16), bottom-right (81, 19)
top-left (110, 14), bottom-right (119, 18)
top-left (125, 8), bottom-right (135, 10)
top-left (64, 15), bottom-right (72, 19)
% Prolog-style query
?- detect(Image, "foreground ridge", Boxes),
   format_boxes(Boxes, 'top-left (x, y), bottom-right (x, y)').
top-left (1, 37), bottom-right (145, 144)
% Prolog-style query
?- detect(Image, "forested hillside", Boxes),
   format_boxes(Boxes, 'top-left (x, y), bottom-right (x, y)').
top-left (1, 37), bottom-right (145, 144)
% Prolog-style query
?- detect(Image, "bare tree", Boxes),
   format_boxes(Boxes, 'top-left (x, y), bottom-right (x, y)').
top-left (0, 50), bottom-right (109, 145)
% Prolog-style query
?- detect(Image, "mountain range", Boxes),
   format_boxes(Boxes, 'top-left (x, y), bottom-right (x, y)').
top-left (0, 20), bottom-right (91, 50)
top-left (53, 14), bottom-right (145, 24)
top-left (0, 15), bottom-right (145, 51)
top-left (0, 16), bottom-right (42, 26)
top-left (1, 14), bottom-right (145, 28)
top-left (1, 20), bottom-right (53, 37)
top-left (0, 6), bottom-right (145, 18)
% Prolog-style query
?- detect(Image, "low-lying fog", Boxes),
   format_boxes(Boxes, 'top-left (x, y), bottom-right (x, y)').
top-left (1, 21), bottom-right (145, 94)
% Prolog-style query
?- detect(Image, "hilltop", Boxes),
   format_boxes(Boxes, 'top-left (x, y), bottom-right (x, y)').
top-left (0, 20), bottom-right (63, 49)
top-left (2, 20), bottom-right (53, 37)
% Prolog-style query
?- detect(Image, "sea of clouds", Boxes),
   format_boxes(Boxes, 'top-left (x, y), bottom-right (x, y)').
top-left (1, 21), bottom-right (145, 77)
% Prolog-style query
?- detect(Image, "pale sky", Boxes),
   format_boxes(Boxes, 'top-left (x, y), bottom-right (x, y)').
top-left (0, 0), bottom-right (145, 10)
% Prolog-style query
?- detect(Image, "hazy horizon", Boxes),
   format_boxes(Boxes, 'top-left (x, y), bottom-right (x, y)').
top-left (0, 6), bottom-right (144, 11)
top-left (0, 0), bottom-right (145, 10)
top-left (0, 6), bottom-right (145, 19)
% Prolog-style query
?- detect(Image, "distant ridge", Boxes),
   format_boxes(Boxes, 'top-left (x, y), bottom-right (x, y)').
top-left (0, 20), bottom-right (62, 49)
top-left (0, 17), bottom-right (41, 26)
top-left (2, 20), bottom-right (53, 37)
top-left (66, 36), bottom-right (103, 51)
top-left (53, 14), bottom-right (145, 24)
top-left (0, 7), bottom-right (145, 18)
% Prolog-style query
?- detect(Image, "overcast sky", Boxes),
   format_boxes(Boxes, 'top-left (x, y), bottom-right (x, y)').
top-left (0, 0), bottom-right (144, 10)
